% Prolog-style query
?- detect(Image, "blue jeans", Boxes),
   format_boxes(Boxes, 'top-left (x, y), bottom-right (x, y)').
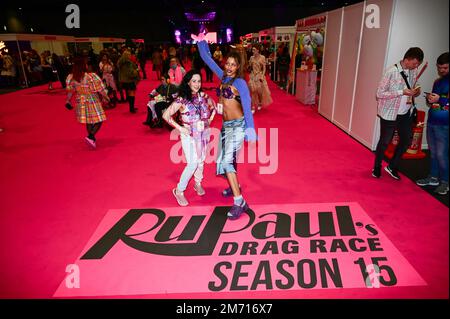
top-left (427, 123), bottom-right (449, 183)
top-left (216, 117), bottom-right (245, 175)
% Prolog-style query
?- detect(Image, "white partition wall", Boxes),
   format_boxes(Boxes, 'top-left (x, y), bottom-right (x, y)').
top-left (351, 0), bottom-right (394, 149)
top-left (318, 0), bottom-right (448, 150)
top-left (318, 9), bottom-right (341, 121)
top-left (333, 2), bottom-right (365, 133)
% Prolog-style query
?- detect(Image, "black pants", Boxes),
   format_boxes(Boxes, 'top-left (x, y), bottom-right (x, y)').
top-left (155, 101), bottom-right (168, 121)
top-left (86, 122), bottom-right (102, 141)
top-left (140, 61), bottom-right (147, 79)
top-left (374, 113), bottom-right (413, 170)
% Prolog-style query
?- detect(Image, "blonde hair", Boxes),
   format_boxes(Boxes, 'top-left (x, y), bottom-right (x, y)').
top-left (121, 50), bottom-right (131, 59)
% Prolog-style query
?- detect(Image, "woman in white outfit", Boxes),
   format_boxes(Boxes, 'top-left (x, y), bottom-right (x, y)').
top-left (163, 69), bottom-right (216, 206)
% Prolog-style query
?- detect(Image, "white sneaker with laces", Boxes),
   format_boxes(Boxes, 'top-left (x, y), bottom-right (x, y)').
top-left (416, 176), bottom-right (439, 186)
top-left (434, 182), bottom-right (449, 195)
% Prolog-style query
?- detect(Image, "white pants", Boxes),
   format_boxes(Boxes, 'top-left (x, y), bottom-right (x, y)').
top-left (177, 133), bottom-right (206, 192)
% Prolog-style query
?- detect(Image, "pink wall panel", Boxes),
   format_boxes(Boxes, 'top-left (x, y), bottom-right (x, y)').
top-left (318, 9), bottom-right (342, 121)
top-left (350, 0), bottom-right (394, 150)
top-left (333, 2), bottom-right (365, 132)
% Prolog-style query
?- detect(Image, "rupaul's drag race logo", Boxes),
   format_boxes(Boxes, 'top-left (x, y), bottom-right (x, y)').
top-left (54, 203), bottom-right (426, 297)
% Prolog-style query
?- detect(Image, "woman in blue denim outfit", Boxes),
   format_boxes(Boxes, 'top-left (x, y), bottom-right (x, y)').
top-left (163, 70), bottom-right (216, 206)
top-left (193, 33), bottom-right (257, 220)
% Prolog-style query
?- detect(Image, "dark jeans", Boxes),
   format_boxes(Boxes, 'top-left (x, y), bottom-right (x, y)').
top-left (427, 123), bottom-right (449, 182)
top-left (374, 113), bottom-right (413, 170)
top-left (140, 61), bottom-right (147, 79)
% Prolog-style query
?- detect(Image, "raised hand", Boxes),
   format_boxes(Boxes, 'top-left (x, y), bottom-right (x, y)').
top-left (191, 32), bottom-right (206, 42)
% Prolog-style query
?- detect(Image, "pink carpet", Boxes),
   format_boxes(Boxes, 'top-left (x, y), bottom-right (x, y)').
top-left (0, 64), bottom-right (448, 299)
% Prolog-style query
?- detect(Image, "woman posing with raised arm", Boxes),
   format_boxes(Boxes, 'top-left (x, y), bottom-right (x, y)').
top-left (163, 70), bottom-right (216, 206)
top-left (192, 33), bottom-right (257, 220)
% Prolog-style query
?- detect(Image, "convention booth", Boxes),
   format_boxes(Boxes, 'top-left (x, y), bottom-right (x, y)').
top-left (259, 26), bottom-right (296, 82)
top-left (258, 28), bottom-right (272, 44)
top-left (290, 16), bottom-right (326, 99)
top-left (0, 33), bottom-right (75, 56)
top-left (241, 33), bottom-right (259, 44)
top-left (0, 34), bottom-right (126, 88)
top-left (0, 33), bottom-right (75, 87)
top-left (258, 26), bottom-right (295, 48)
top-left (70, 37), bottom-right (125, 54)
top-left (317, 0), bottom-right (448, 151)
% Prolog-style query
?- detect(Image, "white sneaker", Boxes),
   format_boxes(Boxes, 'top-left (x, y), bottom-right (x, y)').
top-left (194, 183), bottom-right (205, 196)
top-left (172, 188), bottom-right (188, 206)
top-left (84, 137), bottom-right (96, 149)
top-left (434, 182), bottom-right (449, 195)
top-left (416, 176), bottom-right (439, 186)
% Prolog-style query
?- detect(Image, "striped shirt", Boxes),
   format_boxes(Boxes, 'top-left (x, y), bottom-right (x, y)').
top-left (376, 61), bottom-right (418, 121)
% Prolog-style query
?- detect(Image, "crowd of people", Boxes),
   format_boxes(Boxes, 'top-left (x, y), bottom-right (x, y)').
top-left (0, 49), bottom-right (71, 89)
top-left (1, 37), bottom-right (448, 215)
top-left (0, 40), bottom-right (294, 92)
top-left (60, 35), bottom-right (274, 219)
top-left (60, 40), bottom-right (450, 210)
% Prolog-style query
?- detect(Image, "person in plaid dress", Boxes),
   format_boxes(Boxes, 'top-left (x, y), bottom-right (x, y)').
top-left (65, 56), bottom-right (109, 149)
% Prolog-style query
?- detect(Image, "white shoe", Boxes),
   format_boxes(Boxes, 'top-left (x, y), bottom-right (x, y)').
top-left (194, 183), bottom-right (205, 196)
top-left (172, 188), bottom-right (188, 206)
top-left (84, 137), bottom-right (96, 149)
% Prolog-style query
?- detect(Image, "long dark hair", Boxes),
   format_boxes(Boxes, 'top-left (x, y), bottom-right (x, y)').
top-left (222, 51), bottom-right (244, 81)
top-left (178, 69), bottom-right (203, 101)
top-left (71, 55), bottom-right (88, 82)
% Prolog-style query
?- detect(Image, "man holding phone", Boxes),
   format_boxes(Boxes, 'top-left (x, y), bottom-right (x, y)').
top-left (416, 52), bottom-right (449, 195)
top-left (372, 47), bottom-right (424, 180)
